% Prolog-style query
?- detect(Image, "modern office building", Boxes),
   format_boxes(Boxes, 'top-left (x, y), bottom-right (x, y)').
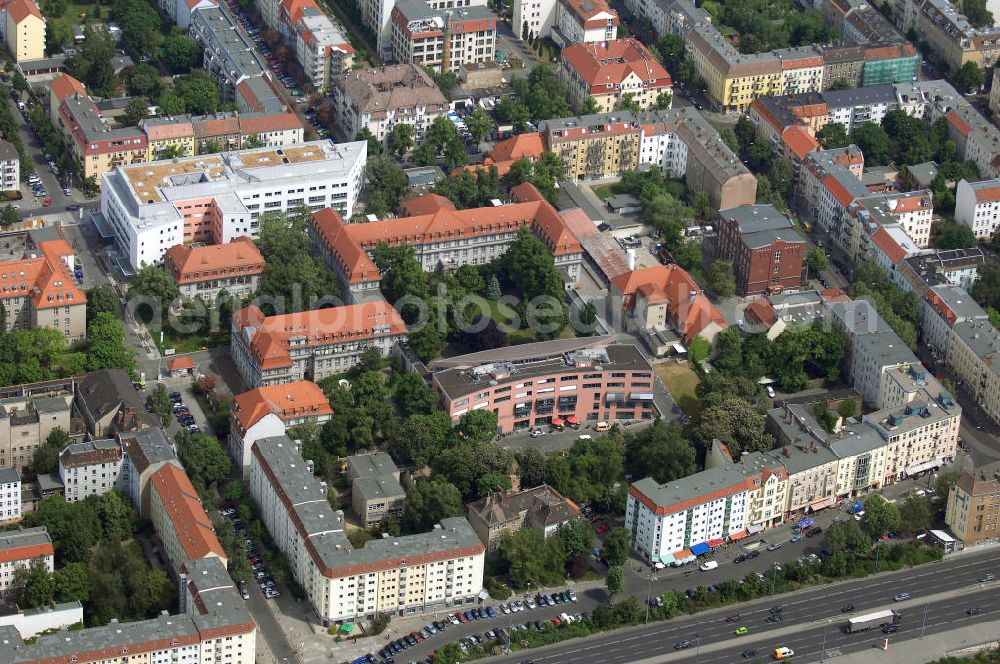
top-left (429, 338), bottom-right (663, 432)
top-left (558, 39), bottom-right (672, 112)
top-left (99, 140), bottom-right (366, 270)
top-left (0, 527), bottom-right (53, 597)
top-left (715, 204), bottom-right (807, 296)
top-left (228, 380), bottom-right (333, 475)
top-left (163, 237), bottom-right (266, 304)
top-left (231, 302), bottom-right (409, 387)
top-left (250, 434), bottom-right (485, 624)
top-left (58, 438), bottom-right (125, 503)
top-left (466, 484), bottom-right (580, 551)
top-left (346, 452), bottom-right (405, 528)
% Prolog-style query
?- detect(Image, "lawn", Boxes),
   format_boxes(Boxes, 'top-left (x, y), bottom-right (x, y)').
top-left (654, 361), bottom-right (701, 417)
top-left (150, 325), bottom-right (215, 355)
top-left (591, 184), bottom-right (616, 200)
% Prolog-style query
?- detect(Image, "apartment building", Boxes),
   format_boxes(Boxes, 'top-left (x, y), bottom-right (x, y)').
top-left (100, 140), bottom-right (366, 271)
top-left (75, 369), bottom-right (159, 438)
top-left (0, 557), bottom-right (256, 664)
top-left (229, 380), bottom-right (333, 475)
top-left (946, 461), bottom-right (1000, 547)
top-left (149, 464), bottom-right (227, 572)
top-left (163, 237), bottom-right (266, 304)
top-left (626, 450), bottom-right (788, 564)
top-left (58, 438), bottom-right (125, 503)
top-left (1, 0), bottom-right (44, 62)
top-left (559, 39), bottom-right (672, 112)
top-left (715, 204), bottom-right (806, 296)
top-left (0, 527), bottom-right (52, 597)
top-left (429, 339), bottom-right (664, 432)
top-left (346, 452), bottom-right (405, 528)
top-left (551, 0), bottom-right (618, 45)
top-left (310, 183), bottom-right (583, 302)
top-left (390, 0), bottom-right (497, 74)
top-left (0, 469), bottom-right (20, 523)
top-left (944, 105), bottom-right (1000, 180)
top-left (231, 302), bottom-right (408, 387)
top-left (140, 111), bottom-right (305, 159)
top-left (330, 64), bottom-right (450, 144)
top-left (119, 428), bottom-right (181, 519)
top-left (944, 320), bottom-right (1000, 424)
top-left (888, 0), bottom-right (1000, 73)
top-left (0, 140), bottom-right (18, 192)
top-left (467, 484), bottom-right (580, 551)
top-left (0, 226), bottom-right (87, 344)
top-left (250, 434), bottom-right (485, 624)
top-left (920, 283), bottom-right (990, 356)
top-left (279, 0), bottom-right (354, 91)
top-left (609, 264), bottom-right (727, 342)
top-left (955, 178), bottom-right (1000, 239)
top-left (56, 91), bottom-right (147, 188)
top-left (0, 391), bottom-right (71, 473)
top-left (189, 5), bottom-right (268, 96)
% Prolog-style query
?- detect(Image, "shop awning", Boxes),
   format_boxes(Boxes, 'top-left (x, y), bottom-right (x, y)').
top-left (339, 623), bottom-right (356, 633)
top-left (690, 542), bottom-right (711, 556)
top-left (551, 417), bottom-right (565, 426)
top-left (566, 415), bottom-right (579, 424)
top-left (605, 392), bottom-right (623, 403)
top-left (747, 524), bottom-right (764, 535)
top-left (707, 538), bottom-right (725, 548)
top-left (672, 548), bottom-right (693, 559)
top-left (728, 530), bottom-right (749, 541)
top-left (658, 553), bottom-right (676, 565)
top-left (630, 392), bottom-right (655, 400)
top-left (904, 458), bottom-right (941, 476)
top-left (809, 497), bottom-right (836, 512)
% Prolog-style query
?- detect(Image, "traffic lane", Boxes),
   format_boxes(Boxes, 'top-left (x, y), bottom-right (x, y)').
top-left (474, 553), bottom-right (998, 664)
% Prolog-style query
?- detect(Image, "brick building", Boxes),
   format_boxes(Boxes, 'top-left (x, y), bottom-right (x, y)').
top-left (716, 204), bottom-right (806, 296)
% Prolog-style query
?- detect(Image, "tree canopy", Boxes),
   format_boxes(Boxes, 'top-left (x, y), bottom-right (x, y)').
top-left (255, 208), bottom-right (340, 312)
top-left (624, 420), bottom-right (696, 484)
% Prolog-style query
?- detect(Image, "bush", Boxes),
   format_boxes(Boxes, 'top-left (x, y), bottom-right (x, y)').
top-left (484, 576), bottom-right (512, 600)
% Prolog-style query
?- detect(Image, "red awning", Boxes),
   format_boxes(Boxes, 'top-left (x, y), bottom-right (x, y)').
top-left (566, 415), bottom-right (579, 424)
top-left (728, 530), bottom-right (749, 541)
top-left (707, 538), bottom-right (725, 548)
top-left (551, 417), bottom-right (564, 426)
top-left (672, 548), bottom-right (693, 559)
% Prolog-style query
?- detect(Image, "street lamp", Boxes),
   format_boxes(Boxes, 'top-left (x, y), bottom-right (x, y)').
top-left (695, 634), bottom-right (702, 664)
top-left (820, 618), bottom-right (831, 662)
top-left (644, 572), bottom-right (659, 624)
top-left (875, 541), bottom-right (882, 573)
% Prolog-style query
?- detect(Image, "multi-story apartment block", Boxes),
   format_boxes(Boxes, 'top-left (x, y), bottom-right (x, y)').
top-left (157, 0), bottom-right (214, 28)
top-left (467, 484), bottom-right (580, 551)
top-left (119, 428), bottom-right (181, 519)
top-left (0, 527), bottom-right (53, 597)
top-left (55, 90), bottom-right (147, 189)
top-left (0, 557), bottom-right (256, 664)
top-left (886, 0), bottom-right (1000, 73)
top-left (231, 302), bottom-right (408, 387)
top-left (310, 183), bottom-right (583, 302)
top-left (0, 392), bottom-right (71, 474)
top-left (0, 469), bottom-right (20, 523)
top-left (142, 116), bottom-right (197, 159)
top-left (551, 0), bottom-right (618, 45)
top-left (358, 0), bottom-right (486, 57)
top-left (896, 248), bottom-right (984, 299)
top-left (0, 227), bottom-right (87, 344)
top-left (429, 340), bottom-right (665, 432)
top-left (920, 283), bottom-right (991, 359)
top-left (346, 452), bottom-right (405, 528)
top-left (716, 204), bottom-right (807, 296)
top-left (390, 0), bottom-right (497, 74)
top-left (228, 380), bottom-right (333, 475)
top-left (626, 447), bottom-right (788, 564)
top-left (250, 434), bottom-right (485, 624)
top-left (609, 264), bottom-right (727, 342)
top-left (149, 464), bottom-right (227, 572)
top-left (163, 237), bottom-right (266, 304)
top-left (330, 64), bottom-right (450, 144)
top-left (1, 0), bottom-right (44, 62)
top-left (140, 111), bottom-right (304, 160)
top-left (58, 438), bottom-right (124, 502)
top-left (946, 461), bottom-right (1000, 547)
top-left (280, 0), bottom-right (354, 92)
top-left (189, 5), bottom-right (269, 97)
top-left (513, 0), bottom-right (557, 42)
top-left (955, 178), bottom-right (1000, 239)
top-left (99, 140), bottom-right (366, 271)
top-left (0, 140), bottom-right (18, 192)
top-left (944, 105), bottom-right (1000, 180)
top-left (944, 320), bottom-right (1000, 424)
top-left (559, 39), bottom-right (672, 112)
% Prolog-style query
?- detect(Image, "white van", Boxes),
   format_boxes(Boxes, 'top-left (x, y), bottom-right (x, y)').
top-left (774, 647), bottom-right (795, 660)
top-left (699, 560), bottom-right (718, 571)
top-left (578, 435), bottom-right (592, 441)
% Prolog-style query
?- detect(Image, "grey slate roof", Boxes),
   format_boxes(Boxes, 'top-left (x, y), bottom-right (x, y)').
top-left (0, 468), bottom-right (19, 486)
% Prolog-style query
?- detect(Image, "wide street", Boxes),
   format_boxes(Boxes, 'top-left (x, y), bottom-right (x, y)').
top-left (469, 547), bottom-right (1000, 664)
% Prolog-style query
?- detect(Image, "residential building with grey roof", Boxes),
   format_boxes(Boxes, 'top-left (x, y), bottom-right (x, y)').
top-left (0, 392), bottom-right (71, 474)
top-left (250, 435), bottom-right (485, 625)
top-left (189, 5), bottom-right (266, 95)
top-left (467, 484), bottom-right (580, 550)
top-left (716, 204), bottom-right (806, 296)
top-left (346, 452), bottom-right (405, 528)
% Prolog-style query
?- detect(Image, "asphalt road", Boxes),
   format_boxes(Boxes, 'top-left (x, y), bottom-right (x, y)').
top-left (400, 548), bottom-right (998, 663)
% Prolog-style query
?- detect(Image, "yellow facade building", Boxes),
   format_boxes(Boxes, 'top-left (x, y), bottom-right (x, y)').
top-left (4, 0), bottom-right (45, 63)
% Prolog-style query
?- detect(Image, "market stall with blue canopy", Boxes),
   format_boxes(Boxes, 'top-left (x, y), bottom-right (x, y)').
top-left (690, 542), bottom-right (711, 556)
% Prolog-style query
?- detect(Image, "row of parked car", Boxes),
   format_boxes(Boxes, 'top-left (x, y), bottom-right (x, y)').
top-left (220, 507), bottom-right (281, 599)
top-left (170, 392), bottom-right (200, 433)
top-left (226, 0), bottom-right (305, 101)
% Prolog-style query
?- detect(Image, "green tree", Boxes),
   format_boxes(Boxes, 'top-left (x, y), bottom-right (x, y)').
top-left (371, 242), bottom-right (428, 303)
top-left (128, 265), bottom-right (179, 321)
top-left (357, 127), bottom-right (381, 156)
top-left (603, 527), bottom-right (631, 566)
top-left (824, 519), bottom-right (871, 555)
top-left (499, 528), bottom-right (565, 588)
top-left (388, 123), bottom-right (415, 158)
top-left (0, 204), bottom-right (18, 228)
top-left (579, 96), bottom-right (601, 115)
top-left (556, 518), bottom-right (595, 565)
top-left (706, 259), bottom-right (736, 297)
top-left (691, 396), bottom-right (771, 456)
top-left (606, 565), bottom-right (625, 598)
top-left (516, 448), bottom-right (547, 488)
top-left (816, 122), bottom-right (850, 149)
top-left (456, 410), bottom-right (499, 444)
top-left (85, 286), bottom-right (119, 324)
top-left (127, 63), bottom-right (163, 97)
top-left (123, 98), bottom-right (149, 126)
top-left (85, 313), bottom-right (134, 372)
top-left (255, 208), bottom-right (340, 312)
top-left (465, 107), bottom-right (492, 142)
top-left (434, 441), bottom-right (512, 499)
top-left (954, 61), bottom-right (985, 92)
top-left (146, 383), bottom-right (173, 426)
top-left (829, 78), bottom-right (852, 90)
top-left (769, 157), bottom-right (794, 195)
top-left (31, 428), bottom-right (69, 477)
top-left (365, 156), bottom-right (411, 216)
top-left (933, 221), bottom-right (978, 250)
top-left (963, 0), bottom-right (994, 26)
top-left (175, 431), bottom-right (231, 493)
top-left (851, 122), bottom-right (892, 166)
top-left (161, 32), bottom-right (201, 73)
top-left (805, 247), bottom-right (828, 277)
top-left (156, 90), bottom-right (186, 115)
top-left (899, 494), bottom-right (931, 533)
top-left (624, 420), bottom-right (696, 484)
top-left (401, 478), bottom-right (466, 533)
top-left (836, 399), bottom-right (857, 419)
top-left (96, 491), bottom-right (134, 542)
top-left (174, 72), bottom-right (219, 115)
top-left (862, 494), bottom-right (901, 539)
top-left (54, 562), bottom-right (91, 603)
top-left (14, 559), bottom-right (55, 608)
top-left (486, 274), bottom-right (501, 301)
top-left (241, 133), bottom-right (263, 149)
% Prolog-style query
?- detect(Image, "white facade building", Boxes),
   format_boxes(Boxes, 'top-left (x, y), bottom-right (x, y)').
top-left (0, 468), bottom-right (19, 523)
top-left (249, 435), bottom-right (486, 625)
top-left (513, 0), bottom-right (557, 40)
top-left (955, 177), bottom-right (1000, 239)
top-left (0, 140), bottom-right (19, 192)
top-left (99, 140), bottom-right (366, 270)
top-left (58, 438), bottom-right (124, 503)
top-left (0, 527), bottom-right (53, 597)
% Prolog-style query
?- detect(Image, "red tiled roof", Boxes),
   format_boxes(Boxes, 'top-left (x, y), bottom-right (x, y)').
top-left (50, 73), bottom-right (86, 103)
top-left (7, 0), bottom-right (43, 23)
top-left (745, 300), bottom-right (776, 327)
top-left (973, 184), bottom-right (1000, 202)
top-left (239, 112), bottom-right (304, 135)
top-left (231, 380), bottom-right (332, 433)
top-left (610, 264), bottom-right (727, 342)
top-left (947, 110), bottom-right (972, 138)
top-left (401, 193), bottom-right (455, 216)
top-left (150, 465), bottom-right (227, 563)
top-left (870, 227), bottom-right (907, 265)
top-left (0, 228), bottom-right (87, 312)
top-left (781, 126), bottom-right (819, 160)
top-left (560, 0), bottom-right (619, 28)
top-left (490, 132), bottom-right (545, 162)
top-left (823, 173), bottom-right (858, 208)
top-left (167, 357), bottom-right (195, 371)
top-left (163, 237), bottom-right (266, 286)
top-left (561, 38), bottom-right (672, 94)
top-left (819, 287), bottom-right (849, 303)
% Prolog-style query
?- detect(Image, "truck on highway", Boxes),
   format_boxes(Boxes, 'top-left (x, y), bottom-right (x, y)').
top-left (846, 609), bottom-right (900, 633)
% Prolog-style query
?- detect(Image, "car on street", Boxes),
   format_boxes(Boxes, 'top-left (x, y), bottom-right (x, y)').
top-left (673, 640), bottom-right (693, 650)
top-left (767, 543), bottom-right (782, 551)
top-left (741, 650), bottom-right (758, 658)
top-left (790, 534), bottom-right (803, 543)
top-left (770, 606), bottom-right (784, 613)
top-left (765, 614), bottom-right (782, 623)
top-left (894, 593), bottom-right (911, 602)
top-left (842, 603), bottom-right (855, 612)
top-left (530, 429), bottom-right (544, 437)
top-left (981, 573), bottom-right (995, 583)
top-left (734, 626), bottom-right (748, 635)
top-left (883, 625), bottom-right (899, 633)
top-left (967, 608), bottom-right (983, 615)
top-left (734, 554), bottom-right (746, 563)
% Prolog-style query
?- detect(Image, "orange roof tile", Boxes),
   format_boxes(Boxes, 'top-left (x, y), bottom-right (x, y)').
top-left (489, 132), bottom-right (545, 162)
top-left (7, 0), bottom-right (43, 24)
top-left (870, 227), bottom-right (907, 265)
top-left (233, 302), bottom-right (408, 370)
top-left (231, 380), bottom-right (332, 434)
top-left (973, 184), bottom-right (1000, 202)
top-left (823, 173), bottom-right (858, 208)
top-left (781, 126), bottom-right (819, 160)
top-left (611, 264), bottom-right (726, 342)
top-left (400, 193), bottom-right (455, 216)
top-left (144, 119), bottom-right (194, 141)
top-left (947, 110), bottom-right (972, 138)
top-left (50, 74), bottom-right (86, 103)
top-left (167, 356), bottom-right (195, 371)
top-left (0, 541), bottom-right (53, 565)
top-left (745, 300), bottom-right (776, 326)
top-left (560, 0), bottom-right (619, 27)
top-left (238, 112), bottom-right (304, 135)
top-left (0, 228), bottom-right (86, 312)
top-left (561, 38), bottom-right (672, 94)
top-left (819, 287), bottom-right (849, 302)
top-left (310, 208), bottom-right (380, 284)
top-left (151, 465), bottom-right (227, 563)
top-left (163, 237), bottom-right (266, 286)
